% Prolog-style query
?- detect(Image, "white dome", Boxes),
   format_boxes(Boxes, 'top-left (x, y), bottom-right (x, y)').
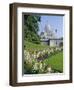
top-left (44, 24), bottom-right (56, 39)
top-left (40, 24), bottom-right (57, 39)
top-left (45, 24), bottom-right (52, 33)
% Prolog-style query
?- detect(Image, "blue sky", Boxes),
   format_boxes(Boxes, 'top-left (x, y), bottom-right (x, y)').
top-left (38, 15), bottom-right (63, 38)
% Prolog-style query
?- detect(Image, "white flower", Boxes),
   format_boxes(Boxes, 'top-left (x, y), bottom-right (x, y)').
top-left (39, 62), bottom-right (43, 70)
top-left (43, 50), bottom-right (46, 53)
top-left (37, 52), bottom-right (41, 58)
top-left (24, 50), bottom-right (31, 62)
top-left (55, 47), bottom-right (62, 51)
top-left (47, 67), bottom-right (51, 72)
top-left (48, 51), bottom-right (51, 54)
top-left (33, 54), bottom-right (37, 59)
top-left (50, 49), bottom-right (54, 53)
top-left (33, 63), bottom-right (38, 70)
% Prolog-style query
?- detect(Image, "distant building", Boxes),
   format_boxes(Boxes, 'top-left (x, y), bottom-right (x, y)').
top-left (40, 24), bottom-right (63, 47)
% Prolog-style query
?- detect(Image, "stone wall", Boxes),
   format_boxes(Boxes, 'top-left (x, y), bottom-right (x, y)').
top-left (40, 39), bottom-right (63, 47)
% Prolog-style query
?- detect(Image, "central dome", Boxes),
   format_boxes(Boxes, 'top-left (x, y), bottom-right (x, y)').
top-left (44, 24), bottom-right (56, 39)
top-left (40, 24), bottom-right (56, 39)
top-left (45, 24), bottom-right (52, 33)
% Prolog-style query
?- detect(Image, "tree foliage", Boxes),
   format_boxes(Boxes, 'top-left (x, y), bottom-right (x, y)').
top-left (24, 15), bottom-right (41, 44)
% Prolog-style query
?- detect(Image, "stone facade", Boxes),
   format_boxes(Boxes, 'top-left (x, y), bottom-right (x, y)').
top-left (40, 38), bottom-right (63, 47)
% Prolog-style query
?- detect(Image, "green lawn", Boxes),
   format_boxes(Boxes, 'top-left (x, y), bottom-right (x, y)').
top-left (24, 41), bottom-right (54, 51)
top-left (44, 51), bottom-right (63, 73)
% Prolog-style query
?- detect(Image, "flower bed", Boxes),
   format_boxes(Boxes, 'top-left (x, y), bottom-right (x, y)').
top-left (24, 46), bottom-right (63, 74)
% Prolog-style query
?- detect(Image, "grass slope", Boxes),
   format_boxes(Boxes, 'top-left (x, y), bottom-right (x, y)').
top-left (44, 51), bottom-right (63, 72)
top-left (24, 41), bottom-right (55, 51)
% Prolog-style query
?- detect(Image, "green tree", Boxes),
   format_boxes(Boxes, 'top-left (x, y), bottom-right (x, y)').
top-left (24, 15), bottom-right (41, 44)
